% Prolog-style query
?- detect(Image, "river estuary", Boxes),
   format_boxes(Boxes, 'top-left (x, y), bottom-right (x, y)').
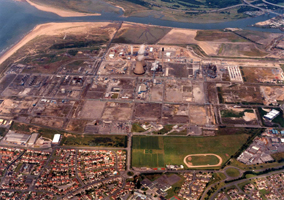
top-left (0, 0), bottom-right (283, 56)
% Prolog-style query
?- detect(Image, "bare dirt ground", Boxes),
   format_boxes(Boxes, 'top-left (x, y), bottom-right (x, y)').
top-left (31, 117), bottom-right (64, 129)
top-left (219, 43), bottom-right (267, 57)
top-left (159, 28), bottom-right (272, 57)
top-left (188, 105), bottom-right (207, 125)
top-left (243, 112), bottom-right (257, 122)
top-left (193, 84), bottom-right (205, 103)
top-left (150, 86), bottom-right (163, 102)
top-left (260, 86), bottom-right (284, 105)
top-left (101, 103), bottom-right (133, 121)
top-left (158, 29), bottom-right (217, 55)
top-left (133, 103), bottom-right (161, 121)
top-left (79, 101), bottom-right (106, 119)
top-left (242, 67), bottom-right (284, 83)
top-left (183, 154), bottom-right (222, 168)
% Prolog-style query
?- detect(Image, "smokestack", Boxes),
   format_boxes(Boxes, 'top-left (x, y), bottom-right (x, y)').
top-left (131, 45), bottom-right (133, 56)
top-left (133, 44), bottom-right (147, 75)
top-left (138, 44), bottom-right (145, 55)
top-left (137, 44), bottom-right (145, 61)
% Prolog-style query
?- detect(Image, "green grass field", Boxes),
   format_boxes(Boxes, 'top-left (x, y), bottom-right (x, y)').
top-left (190, 155), bottom-right (220, 166)
top-left (62, 134), bottom-right (127, 147)
top-left (225, 168), bottom-right (240, 178)
top-left (132, 135), bottom-right (250, 168)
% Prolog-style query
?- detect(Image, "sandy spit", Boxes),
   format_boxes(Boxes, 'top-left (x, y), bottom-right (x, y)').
top-left (26, 0), bottom-right (101, 17)
top-left (0, 22), bottom-right (111, 66)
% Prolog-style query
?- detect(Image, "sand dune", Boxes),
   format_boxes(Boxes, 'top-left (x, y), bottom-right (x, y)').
top-left (0, 22), bottom-right (111, 66)
top-left (26, 0), bottom-right (101, 17)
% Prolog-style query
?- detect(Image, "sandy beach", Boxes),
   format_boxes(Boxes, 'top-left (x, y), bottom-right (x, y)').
top-left (0, 22), bottom-right (111, 66)
top-left (113, 4), bottom-right (125, 12)
top-left (26, 0), bottom-right (101, 17)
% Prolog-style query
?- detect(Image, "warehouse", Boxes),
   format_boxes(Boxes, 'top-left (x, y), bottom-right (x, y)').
top-left (2, 130), bottom-right (30, 145)
top-left (27, 133), bottom-right (39, 146)
top-left (264, 109), bottom-right (280, 121)
top-left (52, 134), bottom-right (61, 145)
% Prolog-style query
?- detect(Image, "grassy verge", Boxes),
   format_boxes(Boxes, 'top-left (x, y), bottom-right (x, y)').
top-left (10, 121), bottom-right (65, 139)
top-left (152, 125), bottom-right (174, 135)
top-left (225, 168), bottom-right (240, 178)
top-left (168, 129), bottom-right (188, 135)
top-left (221, 109), bottom-right (253, 118)
top-left (61, 134), bottom-right (127, 147)
top-left (131, 123), bottom-right (146, 132)
top-left (237, 180), bottom-right (252, 191)
top-left (207, 172), bottom-right (226, 186)
top-left (228, 158), bottom-right (284, 171)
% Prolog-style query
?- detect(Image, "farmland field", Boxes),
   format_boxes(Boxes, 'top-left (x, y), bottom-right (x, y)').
top-left (132, 135), bottom-right (250, 168)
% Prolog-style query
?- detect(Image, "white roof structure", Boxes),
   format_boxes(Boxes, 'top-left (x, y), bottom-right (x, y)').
top-left (252, 146), bottom-right (259, 151)
top-left (52, 134), bottom-right (61, 143)
top-left (109, 53), bottom-right (114, 58)
top-left (228, 66), bottom-right (243, 82)
top-left (264, 109), bottom-right (280, 120)
top-left (3, 130), bottom-right (30, 144)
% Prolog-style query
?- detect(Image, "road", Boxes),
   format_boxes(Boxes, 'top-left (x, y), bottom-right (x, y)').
top-left (208, 168), bottom-right (284, 200)
top-left (58, 175), bottom-right (121, 200)
top-left (0, 149), bottom-right (26, 186)
top-left (243, 0), bottom-right (281, 15)
top-left (263, 0), bottom-right (284, 9)
top-left (126, 133), bottom-right (132, 171)
top-left (93, 21), bottom-right (123, 76)
top-left (209, 4), bottom-right (244, 13)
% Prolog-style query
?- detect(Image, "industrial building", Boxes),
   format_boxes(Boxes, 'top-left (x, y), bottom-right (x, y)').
top-left (2, 130), bottom-right (30, 145)
top-left (27, 133), bottom-right (39, 146)
top-left (264, 109), bottom-right (280, 121)
top-left (228, 66), bottom-right (243, 82)
top-left (52, 134), bottom-right (61, 145)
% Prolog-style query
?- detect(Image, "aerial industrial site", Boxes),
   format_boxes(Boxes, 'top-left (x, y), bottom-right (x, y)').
top-left (0, 21), bottom-right (284, 199)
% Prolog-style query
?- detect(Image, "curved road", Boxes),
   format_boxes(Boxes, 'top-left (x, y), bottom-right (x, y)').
top-left (263, 0), bottom-right (284, 9)
top-left (243, 0), bottom-right (281, 15)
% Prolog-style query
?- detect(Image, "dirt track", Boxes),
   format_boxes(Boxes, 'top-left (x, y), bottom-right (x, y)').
top-left (183, 153), bottom-right (222, 168)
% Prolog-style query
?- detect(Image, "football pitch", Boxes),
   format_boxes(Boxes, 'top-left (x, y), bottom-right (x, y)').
top-left (132, 135), bottom-right (250, 168)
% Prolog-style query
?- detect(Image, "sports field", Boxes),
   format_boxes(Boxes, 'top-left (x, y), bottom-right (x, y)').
top-left (132, 135), bottom-right (250, 168)
top-left (191, 155), bottom-right (219, 165)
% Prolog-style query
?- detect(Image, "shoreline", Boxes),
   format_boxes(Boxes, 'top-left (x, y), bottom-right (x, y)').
top-left (0, 22), bottom-right (112, 66)
top-left (0, 21), bottom-right (181, 67)
top-left (26, 0), bottom-right (101, 17)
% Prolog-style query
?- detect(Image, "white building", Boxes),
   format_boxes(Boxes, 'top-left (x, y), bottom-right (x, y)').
top-left (264, 109), bottom-right (280, 121)
top-left (52, 134), bottom-right (61, 144)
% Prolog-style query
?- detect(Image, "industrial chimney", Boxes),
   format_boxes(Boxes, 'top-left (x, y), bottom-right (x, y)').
top-left (133, 44), bottom-right (146, 75)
